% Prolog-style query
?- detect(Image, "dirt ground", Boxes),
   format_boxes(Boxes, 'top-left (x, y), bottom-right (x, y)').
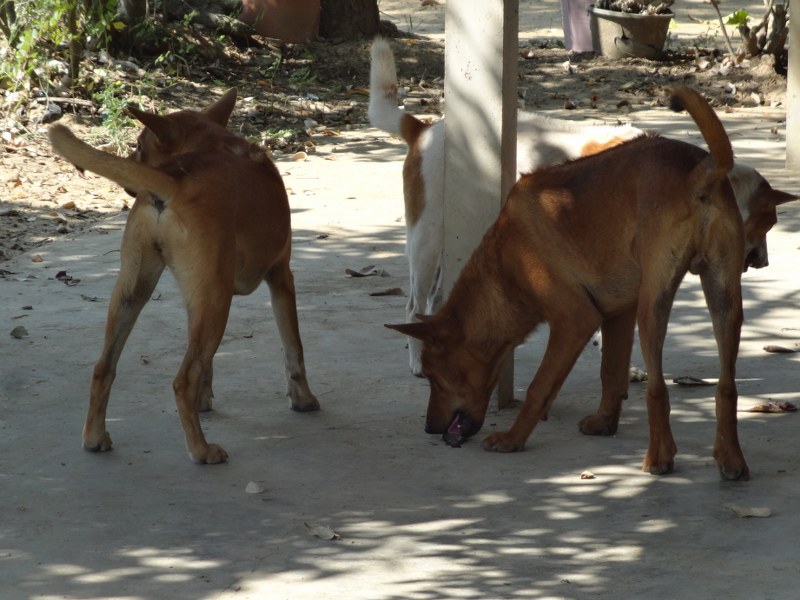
top-left (0, 0), bottom-right (790, 262)
top-left (1, 2), bottom-right (799, 599)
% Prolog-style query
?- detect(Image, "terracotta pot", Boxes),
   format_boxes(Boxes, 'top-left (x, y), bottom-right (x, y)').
top-left (239, 0), bottom-right (320, 43)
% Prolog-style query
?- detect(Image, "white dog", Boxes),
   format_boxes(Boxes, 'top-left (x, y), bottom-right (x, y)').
top-left (368, 37), bottom-right (796, 377)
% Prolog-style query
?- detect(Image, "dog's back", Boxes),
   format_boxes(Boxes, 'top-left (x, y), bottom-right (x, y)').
top-left (516, 113), bottom-right (642, 175)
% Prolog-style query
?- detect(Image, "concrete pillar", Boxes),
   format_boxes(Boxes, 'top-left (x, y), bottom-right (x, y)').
top-left (443, 1), bottom-right (518, 407)
top-left (787, 5), bottom-right (800, 168)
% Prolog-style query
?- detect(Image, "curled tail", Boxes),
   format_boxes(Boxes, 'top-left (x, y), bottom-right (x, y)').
top-left (668, 86), bottom-right (733, 176)
top-left (48, 124), bottom-right (178, 199)
top-left (368, 37), bottom-right (427, 146)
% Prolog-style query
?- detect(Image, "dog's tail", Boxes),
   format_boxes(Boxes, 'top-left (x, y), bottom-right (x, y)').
top-left (368, 37), bottom-right (428, 146)
top-left (48, 124), bottom-right (178, 199)
top-left (668, 86), bottom-right (733, 177)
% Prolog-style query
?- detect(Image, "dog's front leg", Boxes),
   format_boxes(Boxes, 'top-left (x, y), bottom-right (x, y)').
top-left (266, 262), bottom-right (319, 412)
top-left (484, 321), bottom-right (597, 452)
top-left (580, 309), bottom-right (637, 436)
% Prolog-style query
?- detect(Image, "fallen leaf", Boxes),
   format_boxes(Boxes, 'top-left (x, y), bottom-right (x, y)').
top-left (369, 287), bottom-right (403, 297)
top-left (304, 522), bottom-right (340, 540)
top-left (673, 376), bottom-right (714, 386)
top-left (629, 367), bottom-right (648, 382)
top-left (727, 504), bottom-right (772, 518)
top-left (763, 344), bottom-right (797, 353)
top-left (345, 265), bottom-right (388, 277)
top-left (55, 271), bottom-right (81, 286)
top-left (580, 470), bottom-right (595, 479)
top-left (10, 325), bottom-right (28, 339)
top-left (245, 481), bottom-right (267, 494)
top-left (746, 401), bottom-right (797, 413)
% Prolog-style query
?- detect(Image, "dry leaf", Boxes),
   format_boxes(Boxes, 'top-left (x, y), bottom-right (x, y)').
top-left (10, 325), bottom-right (28, 339)
top-left (727, 504), bottom-right (772, 518)
top-left (304, 522), bottom-right (340, 540)
top-left (673, 376), bottom-right (714, 386)
top-left (291, 151), bottom-right (308, 161)
top-left (369, 287), bottom-right (403, 297)
top-left (245, 481), bottom-right (267, 494)
top-left (763, 344), bottom-right (797, 353)
top-left (345, 265), bottom-right (388, 277)
top-left (580, 470), bottom-right (595, 479)
top-left (746, 401), bottom-right (796, 413)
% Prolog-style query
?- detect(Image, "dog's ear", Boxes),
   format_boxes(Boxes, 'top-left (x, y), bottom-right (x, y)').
top-left (385, 321), bottom-right (434, 341)
top-left (769, 188), bottom-right (798, 206)
top-left (203, 88), bottom-right (238, 127)
top-left (126, 105), bottom-right (180, 147)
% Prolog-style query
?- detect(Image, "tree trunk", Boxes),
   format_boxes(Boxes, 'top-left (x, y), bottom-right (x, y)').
top-left (319, 0), bottom-right (379, 39)
top-left (116, 0), bottom-right (147, 20)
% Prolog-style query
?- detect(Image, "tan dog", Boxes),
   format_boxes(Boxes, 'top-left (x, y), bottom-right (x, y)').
top-left (48, 89), bottom-right (318, 464)
top-left (388, 86), bottom-right (752, 480)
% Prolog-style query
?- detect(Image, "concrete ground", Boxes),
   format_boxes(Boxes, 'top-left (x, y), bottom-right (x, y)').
top-left (2, 2), bottom-right (799, 599)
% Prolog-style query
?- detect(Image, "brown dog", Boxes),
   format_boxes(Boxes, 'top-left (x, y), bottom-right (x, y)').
top-left (48, 89), bottom-right (318, 464)
top-left (388, 86), bottom-right (752, 480)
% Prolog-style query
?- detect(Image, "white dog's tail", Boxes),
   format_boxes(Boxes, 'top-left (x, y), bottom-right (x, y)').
top-left (368, 37), bottom-right (427, 145)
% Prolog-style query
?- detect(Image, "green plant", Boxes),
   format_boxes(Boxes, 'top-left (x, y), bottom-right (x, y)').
top-left (91, 80), bottom-right (135, 152)
top-left (289, 65), bottom-right (316, 85)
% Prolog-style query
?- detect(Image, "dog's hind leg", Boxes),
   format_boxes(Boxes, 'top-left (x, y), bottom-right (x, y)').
top-left (172, 275), bottom-right (233, 464)
top-left (84, 209), bottom-right (165, 453)
top-left (637, 284), bottom-right (679, 475)
top-left (266, 260), bottom-right (319, 412)
top-left (700, 265), bottom-right (748, 481)
top-left (580, 308), bottom-right (637, 436)
top-left (406, 261), bottom-right (440, 377)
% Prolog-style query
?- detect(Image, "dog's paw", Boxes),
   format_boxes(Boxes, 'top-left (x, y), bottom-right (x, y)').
top-left (192, 443), bottom-right (229, 465)
top-left (641, 453), bottom-right (675, 476)
top-left (83, 431), bottom-right (113, 453)
top-left (290, 394), bottom-right (320, 412)
top-left (482, 431), bottom-right (526, 453)
top-left (714, 447), bottom-right (750, 481)
top-left (578, 413), bottom-right (618, 436)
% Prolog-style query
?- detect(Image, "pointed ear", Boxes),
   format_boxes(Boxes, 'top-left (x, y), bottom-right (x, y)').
top-left (769, 188), bottom-right (798, 206)
top-left (385, 321), bottom-right (434, 341)
top-left (126, 105), bottom-right (178, 146)
top-left (203, 88), bottom-right (237, 126)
